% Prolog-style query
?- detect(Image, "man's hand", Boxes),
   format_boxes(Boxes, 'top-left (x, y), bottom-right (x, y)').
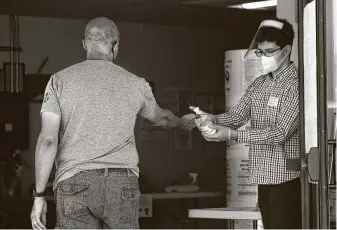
top-left (201, 124), bottom-right (235, 142)
top-left (30, 197), bottom-right (47, 230)
top-left (180, 114), bottom-right (197, 130)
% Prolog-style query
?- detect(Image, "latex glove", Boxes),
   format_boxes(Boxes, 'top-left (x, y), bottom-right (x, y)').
top-left (30, 197), bottom-right (47, 230)
top-left (201, 124), bottom-right (233, 142)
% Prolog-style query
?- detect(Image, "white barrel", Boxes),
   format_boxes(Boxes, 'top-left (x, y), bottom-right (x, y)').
top-left (224, 49), bottom-right (263, 229)
top-left (225, 49), bottom-right (263, 109)
top-left (226, 144), bottom-right (257, 207)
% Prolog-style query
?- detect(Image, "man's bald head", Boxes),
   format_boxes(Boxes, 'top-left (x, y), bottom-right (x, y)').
top-left (83, 17), bottom-right (120, 61)
top-left (84, 17), bottom-right (120, 44)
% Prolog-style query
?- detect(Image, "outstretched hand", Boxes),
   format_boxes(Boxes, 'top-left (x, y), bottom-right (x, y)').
top-left (180, 114), bottom-right (197, 130)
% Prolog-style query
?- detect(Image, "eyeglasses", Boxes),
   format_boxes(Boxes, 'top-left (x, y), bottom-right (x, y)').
top-left (255, 48), bottom-right (281, 57)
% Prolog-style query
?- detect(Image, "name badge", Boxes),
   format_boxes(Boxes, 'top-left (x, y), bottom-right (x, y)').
top-left (267, 96), bottom-right (279, 107)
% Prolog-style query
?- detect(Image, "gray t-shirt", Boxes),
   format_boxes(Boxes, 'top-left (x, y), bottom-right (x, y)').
top-left (40, 60), bottom-right (156, 190)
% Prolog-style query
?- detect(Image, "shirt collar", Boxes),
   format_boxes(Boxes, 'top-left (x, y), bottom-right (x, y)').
top-left (271, 62), bottom-right (296, 80)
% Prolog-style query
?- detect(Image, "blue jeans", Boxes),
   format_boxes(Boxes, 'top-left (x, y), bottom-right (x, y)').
top-left (54, 169), bottom-right (140, 229)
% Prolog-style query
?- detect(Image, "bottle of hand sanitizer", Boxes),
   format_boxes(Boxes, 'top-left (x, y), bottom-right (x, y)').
top-left (193, 107), bottom-right (217, 135)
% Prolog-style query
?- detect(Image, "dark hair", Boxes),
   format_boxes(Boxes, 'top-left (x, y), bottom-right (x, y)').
top-left (255, 17), bottom-right (294, 48)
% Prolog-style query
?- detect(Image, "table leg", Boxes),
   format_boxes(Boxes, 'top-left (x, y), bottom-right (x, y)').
top-left (228, 219), bottom-right (235, 229)
top-left (194, 198), bottom-right (199, 229)
top-left (253, 220), bottom-right (258, 229)
top-left (180, 199), bottom-right (187, 228)
top-left (152, 201), bottom-right (156, 229)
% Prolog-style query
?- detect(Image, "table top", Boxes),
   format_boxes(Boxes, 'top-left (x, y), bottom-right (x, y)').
top-left (141, 191), bottom-right (223, 200)
top-left (189, 207), bottom-right (262, 220)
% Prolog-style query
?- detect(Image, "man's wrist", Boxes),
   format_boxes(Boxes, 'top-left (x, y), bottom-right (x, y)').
top-left (174, 117), bottom-right (184, 128)
top-left (33, 190), bottom-right (46, 197)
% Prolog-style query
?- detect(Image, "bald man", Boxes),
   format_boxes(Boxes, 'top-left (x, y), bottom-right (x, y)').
top-left (30, 17), bottom-right (193, 229)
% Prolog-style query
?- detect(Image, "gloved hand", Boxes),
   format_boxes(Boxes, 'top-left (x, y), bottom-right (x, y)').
top-left (188, 106), bottom-right (216, 132)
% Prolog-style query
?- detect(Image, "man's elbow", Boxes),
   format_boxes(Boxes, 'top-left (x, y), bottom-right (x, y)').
top-left (148, 107), bottom-right (169, 124)
top-left (38, 134), bottom-right (58, 145)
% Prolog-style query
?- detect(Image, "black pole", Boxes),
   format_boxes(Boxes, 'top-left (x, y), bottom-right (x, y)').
top-left (297, 0), bottom-right (311, 228)
top-left (315, 0), bottom-right (329, 228)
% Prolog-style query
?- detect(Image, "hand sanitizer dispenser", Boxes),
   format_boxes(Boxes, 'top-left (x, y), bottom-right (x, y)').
top-left (189, 173), bottom-right (198, 185)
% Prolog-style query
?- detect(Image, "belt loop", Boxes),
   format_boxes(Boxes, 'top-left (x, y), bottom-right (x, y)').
top-left (104, 168), bottom-right (109, 177)
top-left (127, 169), bottom-right (130, 177)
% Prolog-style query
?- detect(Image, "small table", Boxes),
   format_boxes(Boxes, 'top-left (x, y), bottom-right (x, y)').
top-left (144, 191), bottom-right (223, 200)
top-left (188, 207), bottom-right (262, 229)
top-left (141, 192), bottom-right (223, 228)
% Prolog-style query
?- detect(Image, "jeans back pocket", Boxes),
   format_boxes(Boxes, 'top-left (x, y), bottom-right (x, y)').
top-left (59, 182), bottom-right (89, 215)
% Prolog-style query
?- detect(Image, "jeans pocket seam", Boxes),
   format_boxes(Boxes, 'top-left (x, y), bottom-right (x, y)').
top-left (121, 188), bottom-right (140, 201)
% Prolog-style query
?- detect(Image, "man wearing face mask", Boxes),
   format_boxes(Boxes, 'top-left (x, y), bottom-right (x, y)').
top-left (30, 17), bottom-right (193, 229)
top-left (188, 18), bottom-right (301, 229)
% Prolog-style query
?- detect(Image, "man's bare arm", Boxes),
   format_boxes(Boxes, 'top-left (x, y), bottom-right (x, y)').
top-left (35, 112), bottom-right (60, 193)
top-left (142, 103), bottom-right (182, 128)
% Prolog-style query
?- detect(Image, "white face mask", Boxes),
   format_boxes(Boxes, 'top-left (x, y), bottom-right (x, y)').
top-left (261, 56), bottom-right (278, 74)
top-left (260, 47), bottom-right (289, 74)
